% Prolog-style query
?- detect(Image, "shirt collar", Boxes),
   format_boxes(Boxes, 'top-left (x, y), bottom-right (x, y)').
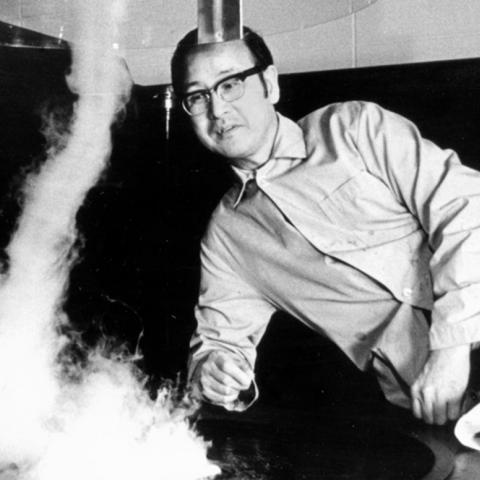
top-left (231, 113), bottom-right (307, 207)
top-left (268, 112), bottom-right (307, 161)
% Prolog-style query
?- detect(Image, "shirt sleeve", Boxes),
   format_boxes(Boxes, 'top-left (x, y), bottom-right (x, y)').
top-left (353, 101), bottom-right (480, 349)
top-left (188, 220), bottom-right (276, 388)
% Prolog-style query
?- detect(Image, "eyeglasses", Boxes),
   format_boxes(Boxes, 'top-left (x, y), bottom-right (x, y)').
top-left (181, 65), bottom-right (265, 116)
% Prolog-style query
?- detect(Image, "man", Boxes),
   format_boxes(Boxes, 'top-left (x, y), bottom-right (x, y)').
top-left (170, 27), bottom-right (480, 425)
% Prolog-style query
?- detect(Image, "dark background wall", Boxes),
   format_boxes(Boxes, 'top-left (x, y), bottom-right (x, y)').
top-left (1, 43), bottom-right (480, 408)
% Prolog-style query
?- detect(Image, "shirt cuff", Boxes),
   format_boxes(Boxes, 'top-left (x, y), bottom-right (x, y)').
top-left (429, 315), bottom-right (480, 349)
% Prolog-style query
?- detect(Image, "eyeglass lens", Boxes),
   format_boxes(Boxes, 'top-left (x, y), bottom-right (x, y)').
top-left (184, 78), bottom-right (244, 115)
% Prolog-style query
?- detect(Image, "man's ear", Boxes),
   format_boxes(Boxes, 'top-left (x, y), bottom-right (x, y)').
top-left (263, 65), bottom-right (280, 104)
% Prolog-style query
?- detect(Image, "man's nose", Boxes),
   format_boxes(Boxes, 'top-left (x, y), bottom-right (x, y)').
top-left (209, 91), bottom-right (230, 118)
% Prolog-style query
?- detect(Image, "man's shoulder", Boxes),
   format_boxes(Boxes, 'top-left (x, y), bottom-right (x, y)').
top-left (298, 100), bottom-right (383, 127)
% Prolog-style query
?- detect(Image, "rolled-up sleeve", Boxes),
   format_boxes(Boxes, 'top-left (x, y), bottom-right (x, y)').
top-left (188, 222), bottom-right (276, 380)
top-left (354, 101), bottom-right (480, 349)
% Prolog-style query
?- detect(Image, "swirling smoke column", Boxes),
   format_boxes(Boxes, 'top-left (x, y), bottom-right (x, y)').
top-left (0, 1), bottom-right (219, 479)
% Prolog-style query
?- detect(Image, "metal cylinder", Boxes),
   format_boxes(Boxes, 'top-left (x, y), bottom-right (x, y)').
top-left (197, 0), bottom-right (243, 44)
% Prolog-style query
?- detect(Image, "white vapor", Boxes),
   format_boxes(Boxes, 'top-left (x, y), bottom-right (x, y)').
top-left (0, 1), bottom-right (219, 479)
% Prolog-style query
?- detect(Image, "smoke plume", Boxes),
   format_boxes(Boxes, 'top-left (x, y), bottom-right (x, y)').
top-left (0, 1), bottom-right (219, 479)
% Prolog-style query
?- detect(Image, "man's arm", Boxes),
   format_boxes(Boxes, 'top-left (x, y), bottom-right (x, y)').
top-left (188, 223), bottom-right (275, 410)
top-left (354, 102), bottom-right (480, 423)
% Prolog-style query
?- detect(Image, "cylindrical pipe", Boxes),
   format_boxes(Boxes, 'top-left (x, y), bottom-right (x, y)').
top-left (197, 0), bottom-right (242, 44)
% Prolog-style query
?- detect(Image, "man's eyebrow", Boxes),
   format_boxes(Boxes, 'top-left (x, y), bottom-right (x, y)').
top-left (183, 81), bottom-right (203, 91)
top-left (217, 68), bottom-right (236, 76)
top-left (183, 68), bottom-right (238, 91)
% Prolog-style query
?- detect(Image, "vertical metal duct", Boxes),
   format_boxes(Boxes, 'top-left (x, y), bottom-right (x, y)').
top-left (197, 0), bottom-right (243, 44)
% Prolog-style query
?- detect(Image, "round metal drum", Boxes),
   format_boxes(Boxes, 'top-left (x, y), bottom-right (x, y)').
top-left (197, 417), bottom-right (436, 480)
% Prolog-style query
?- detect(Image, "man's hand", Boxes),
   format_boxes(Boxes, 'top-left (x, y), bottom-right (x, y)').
top-left (194, 351), bottom-right (254, 409)
top-left (411, 344), bottom-right (471, 425)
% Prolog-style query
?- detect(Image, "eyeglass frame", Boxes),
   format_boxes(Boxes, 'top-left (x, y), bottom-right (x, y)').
top-left (180, 65), bottom-right (267, 116)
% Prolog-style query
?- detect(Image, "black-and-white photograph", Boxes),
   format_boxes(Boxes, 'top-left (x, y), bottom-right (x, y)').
top-left (0, 1), bottom-right (479, 478)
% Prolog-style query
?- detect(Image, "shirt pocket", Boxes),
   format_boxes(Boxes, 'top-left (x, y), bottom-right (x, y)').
top-left (319, 170), bottom-right (419, 242)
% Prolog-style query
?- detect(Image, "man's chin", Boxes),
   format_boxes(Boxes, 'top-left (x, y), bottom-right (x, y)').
top-left (217, 146), bottom-right (249, 163)
top-left (226, 156), bottom-right (261, 171)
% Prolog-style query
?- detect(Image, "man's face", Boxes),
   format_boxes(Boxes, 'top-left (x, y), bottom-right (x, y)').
top-left (182, 40), bottom-right (280, 170)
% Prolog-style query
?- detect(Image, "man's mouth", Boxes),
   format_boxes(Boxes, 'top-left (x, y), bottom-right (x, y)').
top-left (216, 125), bottom-right (239, 137)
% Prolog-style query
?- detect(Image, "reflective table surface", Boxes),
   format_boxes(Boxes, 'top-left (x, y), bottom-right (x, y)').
top-left (195, 403), bottom-right (477, 480)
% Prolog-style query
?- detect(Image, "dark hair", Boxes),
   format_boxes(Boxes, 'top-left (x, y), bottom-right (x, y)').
top-left (170, 26), bottom-right (274, 96)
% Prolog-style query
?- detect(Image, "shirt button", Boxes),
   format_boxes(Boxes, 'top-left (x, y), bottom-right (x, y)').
top-left (243, 179), bottom-right (258, 199)
top-left (402, 288), bottom-right (413, 298)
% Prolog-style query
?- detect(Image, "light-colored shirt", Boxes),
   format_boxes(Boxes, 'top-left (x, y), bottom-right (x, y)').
top-left (189, 101), bottom-right (480, 383)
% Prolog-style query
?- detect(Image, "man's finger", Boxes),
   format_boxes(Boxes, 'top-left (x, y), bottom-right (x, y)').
top-left (201, 384), bottom-right (240, 405)
top-left (415, 394), bottom-right (434, 425)
top-left (219, 360), bottom-right (252, 388)
top-left (201, 374), bottom-right (240, 396)
top-left (412, 397), bottom-right (422, 420)
top-left (432, 401), bottom-right (447, 425)
top-left (201, 367), bottom-right (246, 401)
top-left (209, 354), bottom-right (252, 388)
top-left (447, 396), bottom-right (463, 422)
top-left (206, 362), bottom-right (241, 387)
